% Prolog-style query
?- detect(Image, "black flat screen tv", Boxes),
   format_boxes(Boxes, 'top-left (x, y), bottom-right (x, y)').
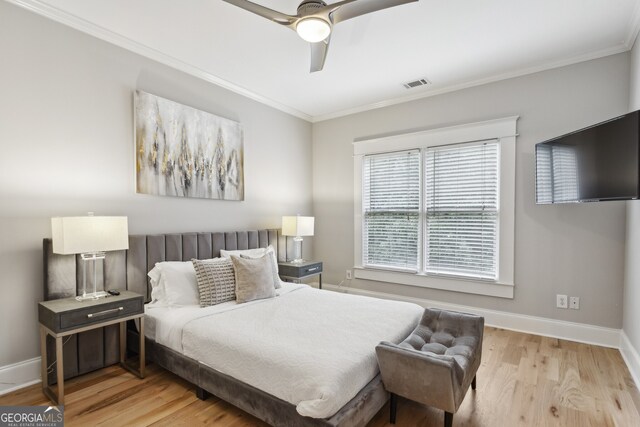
top-left (535, 110), bottom-right (640, 204)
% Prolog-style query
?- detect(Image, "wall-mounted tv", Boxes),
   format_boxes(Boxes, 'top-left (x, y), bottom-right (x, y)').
top-left (535, 110), bottom-right (640, 204)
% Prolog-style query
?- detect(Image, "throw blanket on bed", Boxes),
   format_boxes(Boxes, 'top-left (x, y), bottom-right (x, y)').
top-left (149, 284), bottom-right (423, 419)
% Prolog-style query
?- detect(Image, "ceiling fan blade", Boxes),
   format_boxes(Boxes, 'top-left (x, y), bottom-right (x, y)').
top-left (222, 0), bottom-right (297, 27)
top-left (310, 36), bottom-right (331, 72)
top-left (325, 0), bottom-right (418, 24)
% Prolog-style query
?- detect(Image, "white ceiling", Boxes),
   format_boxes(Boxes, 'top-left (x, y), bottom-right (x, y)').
top-left (11, 0), bottom-right (640, 121)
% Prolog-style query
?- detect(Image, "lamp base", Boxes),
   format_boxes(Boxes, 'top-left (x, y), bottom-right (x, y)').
top-left (287, 237), bottom-right (304, 264)
top-left (76, 291), bottom-right (110, 301)
top-left (78, 251), bottom-right (108, 301)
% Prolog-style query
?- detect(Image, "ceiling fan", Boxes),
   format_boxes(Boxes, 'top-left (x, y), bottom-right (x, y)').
top-left (222, 0), bottom-right (419, 72)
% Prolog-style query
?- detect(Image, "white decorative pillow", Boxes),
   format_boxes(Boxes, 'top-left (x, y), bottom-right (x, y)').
top-left (220, 245), bottom-right (281, 289)
top-left (240, 253), bottom-right (280, 290)
top-left (192, 258), bottom-right (236, 307)
top-left (146, 261), bottom-right (200, 306)
top-left (231, 255), bottom-right (277, 304)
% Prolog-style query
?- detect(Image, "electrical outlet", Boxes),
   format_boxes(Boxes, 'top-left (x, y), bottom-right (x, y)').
top-left (556, 294), bottom-right (568, 309)
top-left (346, 270), bottom-right (352, 280)
top-left (569, 296), bottom-right (580, 310)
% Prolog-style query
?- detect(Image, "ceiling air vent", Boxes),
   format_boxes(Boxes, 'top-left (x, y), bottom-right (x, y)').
top-left (403, 78), bottom-right (431, 89)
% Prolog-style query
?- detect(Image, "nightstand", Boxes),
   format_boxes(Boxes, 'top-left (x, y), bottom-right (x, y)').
top-left (279, 261), bottom-right (323, 289)
top-left (38, 290), bottom-right (145, 405)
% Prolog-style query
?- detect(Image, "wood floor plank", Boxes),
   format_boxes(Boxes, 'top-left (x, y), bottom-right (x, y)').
top-left (508, 380), bottom-right (538, 426)
top-left (1, 327), bottom-right (639, 426)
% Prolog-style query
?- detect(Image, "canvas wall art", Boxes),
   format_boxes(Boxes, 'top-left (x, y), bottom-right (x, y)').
top-left (135, 91), bottom-right (244, 200)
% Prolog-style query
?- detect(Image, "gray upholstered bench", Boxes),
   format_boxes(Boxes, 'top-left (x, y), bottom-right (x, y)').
top-left (375, 308), bottom-right (484, 427)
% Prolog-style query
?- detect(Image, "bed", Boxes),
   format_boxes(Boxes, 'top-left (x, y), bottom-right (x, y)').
top-left (43, 230), bottom-right (422, 427)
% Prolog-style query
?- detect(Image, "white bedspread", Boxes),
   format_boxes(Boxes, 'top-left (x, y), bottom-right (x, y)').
top-left (145, 284), bottom-right (422, 419)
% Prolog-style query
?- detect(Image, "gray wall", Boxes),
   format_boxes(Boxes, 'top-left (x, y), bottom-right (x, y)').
top-left (0, 2), bottom-right (312, 367)
top-left (312, 53), bottom-right (629, 328)
top-left (624, 40), bottom-right (640, 351)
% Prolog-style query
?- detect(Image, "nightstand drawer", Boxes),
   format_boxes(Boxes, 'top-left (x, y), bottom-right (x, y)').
top-left (301, 264), bottom-right (322, 275)
top-left (59, 298), bottom-right (142, 330)
top-left (279, 261), bottom-right (323, 278)
top-left (39, 291), bottom-right (144, 333)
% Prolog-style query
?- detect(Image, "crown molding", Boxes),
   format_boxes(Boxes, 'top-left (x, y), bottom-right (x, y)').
top-left (6, 0), bottom-right (313, 122)
top-left (625, 0), bottom-right (640, 49)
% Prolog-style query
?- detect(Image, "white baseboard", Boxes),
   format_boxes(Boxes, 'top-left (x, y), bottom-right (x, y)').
top-left (620, 332), bottom-right (640, 390)
top-left (0, 357), bottom-right (41, 396)
top-left (324, 284), bottom-right (621, 348)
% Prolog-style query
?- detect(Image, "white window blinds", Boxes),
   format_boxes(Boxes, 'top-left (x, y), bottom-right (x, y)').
top-left (363, 150), bottom-right (420, 271)
top-left (425, 141), bottom-right (499, 279)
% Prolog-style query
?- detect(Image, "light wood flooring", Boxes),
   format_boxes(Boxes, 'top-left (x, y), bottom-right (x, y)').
top-left (1, 327), bottom-right (639, 426)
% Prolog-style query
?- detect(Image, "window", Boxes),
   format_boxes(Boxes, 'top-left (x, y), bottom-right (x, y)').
top-left (354, 117), bottom-right (517, 298)
top-left (363, 150), bottom-right (420, 271)
top-left (425, 142), bottom-right (499, 279)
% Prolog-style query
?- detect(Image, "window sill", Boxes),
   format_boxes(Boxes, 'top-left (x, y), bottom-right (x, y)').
top-left (353, 267), bottom-right (514, 299)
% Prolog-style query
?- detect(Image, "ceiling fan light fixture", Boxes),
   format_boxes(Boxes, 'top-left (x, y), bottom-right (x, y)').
top-left (222, 0), bottom-right (419, 71)
top-left (296, 17), bottom-right (331, 43)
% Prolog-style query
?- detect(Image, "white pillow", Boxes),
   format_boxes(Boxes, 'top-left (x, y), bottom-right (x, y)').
top-left (220, 246), bottom-right (267, 259)
top-left (147, 261), bottom-right (201, 306)
top-left (220, 245), bottom-right (281, 289)
top-left (220, 245), bottom-right (277, 270)
top-left (147, 265), bottom-right (165, 304)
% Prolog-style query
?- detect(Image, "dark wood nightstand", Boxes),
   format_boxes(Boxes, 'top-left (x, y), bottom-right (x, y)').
top-left (279, 261), bottom-right (323, 289)
top-left (38, 290), bottom-right (145, 405)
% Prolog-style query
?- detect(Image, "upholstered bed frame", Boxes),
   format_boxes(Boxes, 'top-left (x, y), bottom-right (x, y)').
top-left (43, 230), bottom-right (388, 427)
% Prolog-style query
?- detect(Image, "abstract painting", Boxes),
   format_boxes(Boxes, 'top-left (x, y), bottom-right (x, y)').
top-left (135, 91), bottom-right (244, 200)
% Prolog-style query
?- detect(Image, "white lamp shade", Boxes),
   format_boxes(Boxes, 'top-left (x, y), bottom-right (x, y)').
top-left (282, 216), bottom-right (314, 237)
top-left (51, 216), bottom-right (129, 254)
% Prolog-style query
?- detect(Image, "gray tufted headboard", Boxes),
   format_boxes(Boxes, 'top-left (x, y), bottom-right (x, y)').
top-left (43, 229), bottom-right (281, 302)
top-left (42, 229), bottom-right (281, 382)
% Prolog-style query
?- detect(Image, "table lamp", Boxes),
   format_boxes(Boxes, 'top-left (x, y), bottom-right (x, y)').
top-left (51, 214), bottom-right (129, 301)
top-left (282, 215), bottom-right (314, 263)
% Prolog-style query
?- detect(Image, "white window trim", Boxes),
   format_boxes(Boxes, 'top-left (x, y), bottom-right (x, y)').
top-left (354, 116), bottom-right (518, 299)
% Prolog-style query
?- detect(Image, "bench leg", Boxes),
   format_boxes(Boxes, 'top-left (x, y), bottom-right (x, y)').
top-left (390, 393), bottom-right (398, 424)
top-left (444, 411), bottom-right (453, 427)
top-left (472, 374), bottom-right (477, 390)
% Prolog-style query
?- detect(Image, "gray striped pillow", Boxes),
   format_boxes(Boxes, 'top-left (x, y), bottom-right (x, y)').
top-left (192, 258), bottom-right (236, 307)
